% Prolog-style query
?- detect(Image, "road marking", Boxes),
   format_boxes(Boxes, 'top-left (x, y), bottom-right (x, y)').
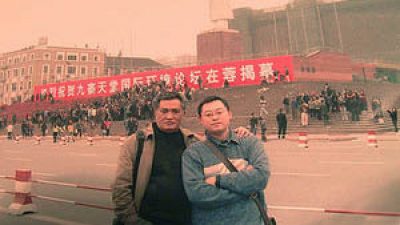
top-left (271, 172), bottom-right (330, 177)
top-left (4, 157), bottom-right (33, 162)
top-left (96, 163), bottom-right (117, 168)
top-left (319, 161), bottom-right (384, 165)
top-left (68, 153), bottom-right (97, 157)
top-left (3, 150), bottom-right (24, 154)
top-left (0, 206), bottom-right (92, 225)
top-left (34, 172), bottom-right (57, 177)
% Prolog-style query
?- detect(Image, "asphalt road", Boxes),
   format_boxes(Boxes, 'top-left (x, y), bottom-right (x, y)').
top-left (0, 134), bottom-right (399, 225)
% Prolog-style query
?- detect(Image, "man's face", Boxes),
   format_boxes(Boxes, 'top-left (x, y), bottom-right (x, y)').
top-left (154, 99), bottom-right (184, 133)
top-left (199, 100), bottom-right (232, 135)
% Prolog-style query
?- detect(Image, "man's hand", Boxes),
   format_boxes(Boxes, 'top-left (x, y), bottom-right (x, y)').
top-left (205, 176), bottom-right (216, 186)
top-left (234, 127), bottom-right (252, 138)
top-left (205, 165), bottom-right (254, 186)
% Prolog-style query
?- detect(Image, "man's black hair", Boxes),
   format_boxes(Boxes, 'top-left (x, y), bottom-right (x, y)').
top-left (152, 92), bottom-right (185, 110)
top-left (197, 96), bottom-right (230, 116)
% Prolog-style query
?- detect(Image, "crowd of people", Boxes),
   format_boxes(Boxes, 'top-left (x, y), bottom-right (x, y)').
top-left (250, 83), bottom-right (398, 139)
top-left (1, 80), bottom-right (195, 141)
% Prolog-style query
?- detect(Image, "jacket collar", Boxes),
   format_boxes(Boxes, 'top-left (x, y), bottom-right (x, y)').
top-left (142, 122), bottom-right (199, 141)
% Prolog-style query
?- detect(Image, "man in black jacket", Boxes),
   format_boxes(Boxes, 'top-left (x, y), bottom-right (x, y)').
top-left (387, 108), bottom-right (398, 132)
top-left (276, 108), bottom-right (287, 139)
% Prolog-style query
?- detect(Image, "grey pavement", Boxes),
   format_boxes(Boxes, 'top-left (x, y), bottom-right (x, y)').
top-left (0, 134), bottom-right (399, 225)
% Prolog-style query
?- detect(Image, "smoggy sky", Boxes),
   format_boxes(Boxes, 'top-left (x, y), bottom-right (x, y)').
top-left (1, 0), bottom-right (289, 59)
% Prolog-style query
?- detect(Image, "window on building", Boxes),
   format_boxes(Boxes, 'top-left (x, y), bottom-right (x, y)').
top-left (14, 69), bottom-right (19, 77)
top-left (22, 55), bottom-right (26, 62)
top-left (81, 54), bottom-right (88, 61)
top-left (28, 81), bottom-right (32, 89)
top-left (14, 57), bottom-right (19, 64)
top-left (93, 67), bottom-right (98, 76)
top-left (80, 67), bottom-right (86, 76)
top-left (94, 55), bottom-right (99, 62)
top-left (67, 54), bottom-right (77, 61)
top-left (311, 67), bottom-right (316, 73)
top-left (21, 68), bottom-right (25, 76)
top-left (31, 54), bottom-right (35, 60)
top-left (7, 70), bottom-right (11, 78)
top-left (12, 83), bottom-right (17, 92)
top-left (20, 82), bottom-right (23, 90)
top-left (67, 66), bottom-right (76, 74)
top-left (56, 53), bottom-right (64, 60)
top-left (29, 66), bottom-right (33, 74)
top-left (56, 66), bottom-right (63, 74)
top-left (44, 53), bottom-right (51, 60)
top-left (43, 65), bottom-right (49, 74)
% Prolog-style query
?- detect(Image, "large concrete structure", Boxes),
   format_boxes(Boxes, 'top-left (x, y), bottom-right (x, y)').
top-left (0, 39), bottom-right (105, 105)
top-left (197, 0), bottom-right (243, 64)
top-left (105, 56), bottom-right (165, 76)
top-left (230, 0), bottom-right (400, 63)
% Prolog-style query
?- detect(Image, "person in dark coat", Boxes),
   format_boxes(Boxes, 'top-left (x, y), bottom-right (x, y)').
top-left (276, 108), bottom-right (288, 139)
top-left (387, 108), bottom-right (398, 132)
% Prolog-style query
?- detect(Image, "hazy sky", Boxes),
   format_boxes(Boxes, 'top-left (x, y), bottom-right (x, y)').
top-left (1, 0), bottom-right (289, 59)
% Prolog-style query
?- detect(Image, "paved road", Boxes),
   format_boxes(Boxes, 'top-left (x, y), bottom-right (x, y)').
top-left (0, 134), bottom-right (399, 225)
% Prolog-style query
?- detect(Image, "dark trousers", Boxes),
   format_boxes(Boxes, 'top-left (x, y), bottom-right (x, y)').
top-left (278, 125), bottom-right (287, 138)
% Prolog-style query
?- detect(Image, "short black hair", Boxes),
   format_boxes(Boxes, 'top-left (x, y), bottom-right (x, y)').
top-left (197, 96), bottom-right (230, 116)
top-left (152, 92), bottom-right (185, 110)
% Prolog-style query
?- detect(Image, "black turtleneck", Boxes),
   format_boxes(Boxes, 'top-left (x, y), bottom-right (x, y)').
top-left (139, 124), bottom-right (191, 225)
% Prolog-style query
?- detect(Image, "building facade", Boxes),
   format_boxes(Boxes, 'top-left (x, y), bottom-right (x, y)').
top-left (105, 56), bottom-right (165, 76)
top-left (0, 42), bottom-right (105, 105)
top-left (230, 0), bottom-right (400, 63)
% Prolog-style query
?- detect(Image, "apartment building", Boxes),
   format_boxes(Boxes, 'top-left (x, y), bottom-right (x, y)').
top-left (0, 40), bottom-right (105, 105)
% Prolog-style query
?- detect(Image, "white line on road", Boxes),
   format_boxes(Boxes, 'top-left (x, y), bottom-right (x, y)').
top-left (271, 172), bottom-right (330, 177)
top-left (96, 163), bottom-right (117, 168)
top-left (3, 150), bottom-right (24, 153)
top-left (0, 206), bottom-right (92, 225)
top-left (34, 172), bottom-right (57, 177)
top-left (319, 161), bottom-right (384, 165)
top-left (68, 153), bottom-right (97, 157)
top-left (4, 157), bottom-right (33, 162)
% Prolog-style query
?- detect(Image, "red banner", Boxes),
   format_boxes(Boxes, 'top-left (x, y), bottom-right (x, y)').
top-left (34, 55), bottom-right (294, 100)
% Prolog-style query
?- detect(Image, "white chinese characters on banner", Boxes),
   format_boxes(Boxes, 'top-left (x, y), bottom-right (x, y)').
top-left (98, 81), bottom-right (107, 94)
top-left (121, 79), bottom-right (131, 91)
top-left (160, 73), bottom-right (171, 85)
top-left (109, 80), bottom-right (119, 93)
top-left (67, 85), bottom-right (75, 97)
top-left (175, 72), bottom-right (186, 86)
top-left (34, 56), bottom-right (293, 100)
top-left (240, 65), bottom-right (256, 81)
top-left (189, 70), bottom-right (201, 85)
top-left (259, 63), bottom-right (274, 79)
top-left (58, 86), bottom-right (66, 98)
top-left (222, 67), bottom-right (237, 83)
top-left (206, 68), bottom-right (219, 84)
top-left (87, 83), bottom-right (96, 95)
top-left (77, 84), bottom-right (85, 96)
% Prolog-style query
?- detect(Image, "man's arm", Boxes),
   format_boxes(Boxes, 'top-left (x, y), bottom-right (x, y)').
top-left (182, 148), bottom-right (246, 209)
top-left (209, 137), bottom-right (270, 196)
top-left (111, 136), bottom-right (137, 224)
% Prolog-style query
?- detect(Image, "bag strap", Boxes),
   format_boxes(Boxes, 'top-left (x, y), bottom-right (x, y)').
top-left (132, 130), bottom-right (145, 197)
top-left (203, 140), bottom-right (272, 225)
